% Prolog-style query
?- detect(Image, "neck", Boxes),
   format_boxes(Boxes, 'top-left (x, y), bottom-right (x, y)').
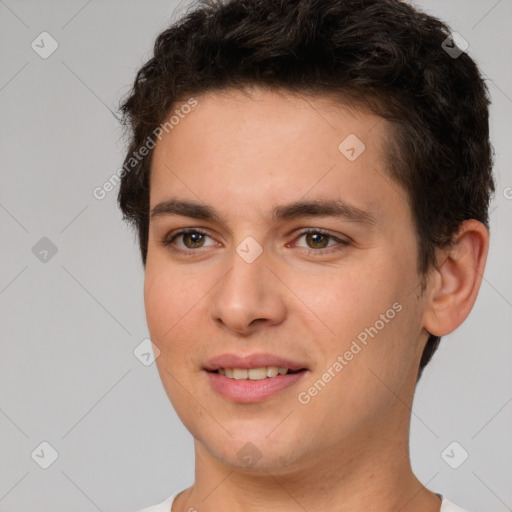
top-left (173, 365), bottom-right (441, 512)
top-left (175, 434), bottom-right (440, 511)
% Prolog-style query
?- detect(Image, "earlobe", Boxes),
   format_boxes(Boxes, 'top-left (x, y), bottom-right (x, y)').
top-left (422, 220), bottom-right (489, 337)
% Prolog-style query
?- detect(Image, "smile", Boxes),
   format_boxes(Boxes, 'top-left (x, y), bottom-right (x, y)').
top-left (213, 367), bottom-right (299, 380)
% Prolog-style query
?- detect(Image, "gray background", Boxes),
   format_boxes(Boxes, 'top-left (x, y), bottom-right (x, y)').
top-left (0, 0), bottom-right (510, 511)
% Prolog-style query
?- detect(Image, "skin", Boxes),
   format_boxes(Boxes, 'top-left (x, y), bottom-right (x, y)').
top-left (144, 86), bottom-right (489, 512)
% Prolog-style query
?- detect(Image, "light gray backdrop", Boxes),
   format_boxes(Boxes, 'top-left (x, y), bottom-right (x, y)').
top-left (0, 0), bottom-right (511, 511)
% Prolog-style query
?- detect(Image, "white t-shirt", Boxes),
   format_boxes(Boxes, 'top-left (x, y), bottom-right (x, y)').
top-left (137, 491), bottom-right (470, 512)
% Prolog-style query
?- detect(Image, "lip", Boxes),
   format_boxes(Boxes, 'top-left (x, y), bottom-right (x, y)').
top-left (206, 369), bottom-right (308, 403)
top-left (203, 352), bottom-right (308, 372)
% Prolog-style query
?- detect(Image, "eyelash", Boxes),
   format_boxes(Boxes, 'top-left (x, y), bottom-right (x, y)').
top-left (161, 228), bottom-right (349, 256)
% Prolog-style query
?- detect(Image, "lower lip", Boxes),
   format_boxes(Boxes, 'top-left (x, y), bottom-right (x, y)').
top-left (205, 370), bottom-right (308, 403)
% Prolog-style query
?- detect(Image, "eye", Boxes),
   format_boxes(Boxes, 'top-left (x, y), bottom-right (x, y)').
top-left (161, 228), bottom-right (217, 253)
top-left (160, 228), bottom-right (349, 256)
top-left (290, 229), bottom-right (349, 255)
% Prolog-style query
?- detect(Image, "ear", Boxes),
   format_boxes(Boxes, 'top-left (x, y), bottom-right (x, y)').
top-left (422, 219), bottom-right (490, 337)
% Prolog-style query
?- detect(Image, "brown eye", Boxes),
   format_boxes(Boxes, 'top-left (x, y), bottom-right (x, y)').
top-left (181, 232), bottom-right (206, 249)
top-left (291, 229), bottom-right (349, 256)
top-left (162, 228), bottom-right (217, 253)
top-left (304, 232), bottom-right (330, 249)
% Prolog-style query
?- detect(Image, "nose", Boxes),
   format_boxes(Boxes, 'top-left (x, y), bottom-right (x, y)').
top-left (210, 248), bottom-right (287, 336)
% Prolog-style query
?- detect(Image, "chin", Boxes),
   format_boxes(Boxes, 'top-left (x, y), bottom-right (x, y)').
top-left (196, 426), bottom-right (307, 472)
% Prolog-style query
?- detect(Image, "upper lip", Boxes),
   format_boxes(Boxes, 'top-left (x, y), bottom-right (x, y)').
top-left (203, 353), bottom-right (308, 371)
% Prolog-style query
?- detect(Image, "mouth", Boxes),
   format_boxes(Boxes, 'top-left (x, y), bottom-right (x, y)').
top-left (203, 354), bottom-right (309, 402)
top-left (208, 367), bottom-right (307, 380)
top-left (205, 368), bottom-right (308, 403)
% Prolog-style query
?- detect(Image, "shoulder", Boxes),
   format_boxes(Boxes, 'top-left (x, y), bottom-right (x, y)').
top-left (136, 492), bottom-right (471, 512)
top-left (136, 492), bottom-right (177, 512)
top-left (441, 497), bottom-right (471, 512)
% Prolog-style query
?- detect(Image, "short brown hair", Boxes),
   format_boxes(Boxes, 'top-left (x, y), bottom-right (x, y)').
top-left (117, 0), bottom-right (495, 379)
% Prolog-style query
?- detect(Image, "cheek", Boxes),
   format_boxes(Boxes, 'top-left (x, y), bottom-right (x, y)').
top-left (144, 261), bottom-right (197, 339)
top-left (144, 273), bottom-right (185, 358)
top-left (292, 255), bottom-right (419, 388)
top-left (144, 267), bottom-right (204, 420)
top-left (290, 258), bottom-right (400, 341)
top-left (144, 271), bottom-right (168, 339)
top-left (143, 262), bottom-right (213, 382)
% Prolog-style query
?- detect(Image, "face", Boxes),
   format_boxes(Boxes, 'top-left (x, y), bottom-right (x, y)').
top-left (145, 87), bottom-right (430, 473)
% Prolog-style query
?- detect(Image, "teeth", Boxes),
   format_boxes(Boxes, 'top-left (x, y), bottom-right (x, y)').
top-left (266, 366), bottom-right (279, 378)
top-left (248, 368), bottom-right (267, 380)
top-left (233, 368), bottom-right (248, 380)
top-left (216, 366), bottom-right (291, 380)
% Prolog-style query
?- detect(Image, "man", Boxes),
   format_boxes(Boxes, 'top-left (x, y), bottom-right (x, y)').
top-left (117, 0), bottom-right (494, 510)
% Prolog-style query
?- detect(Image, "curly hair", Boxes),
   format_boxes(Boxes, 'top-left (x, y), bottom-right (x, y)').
top-left (117, 0), bottom-right (495, 380)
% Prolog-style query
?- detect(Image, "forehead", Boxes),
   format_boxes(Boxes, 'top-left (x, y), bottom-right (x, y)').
top-left (149, 87), bottom-right (407, 226)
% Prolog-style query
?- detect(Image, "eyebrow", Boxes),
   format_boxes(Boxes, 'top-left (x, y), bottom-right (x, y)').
top-left (150, 198), bottom-right (377, 226)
